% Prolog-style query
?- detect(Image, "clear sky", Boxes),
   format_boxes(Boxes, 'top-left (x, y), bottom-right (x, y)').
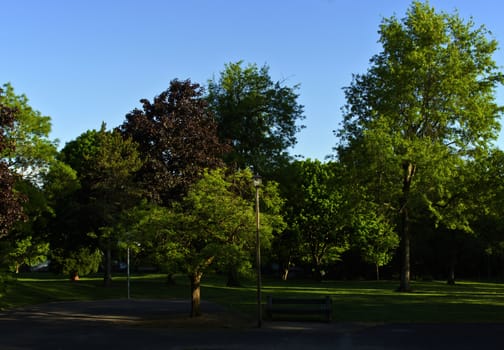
top-left (2, 0), bottom-right (504, 160)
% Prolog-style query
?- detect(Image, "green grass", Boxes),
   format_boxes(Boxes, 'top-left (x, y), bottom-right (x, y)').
top-left (2, 272), bottom-right (504, 323)
top-left (263, 279), bottom-right (504, 323)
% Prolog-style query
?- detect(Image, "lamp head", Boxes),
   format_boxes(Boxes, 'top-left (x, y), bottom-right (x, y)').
top-left (253, 174), bottom-right (262, 188)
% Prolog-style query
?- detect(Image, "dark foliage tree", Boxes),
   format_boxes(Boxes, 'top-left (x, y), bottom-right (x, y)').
top-left (207, 61), bottom-right (305, 176)
top-left (43, 159), bottom-right (89, 278)
top-left (119, 79), bottom-right (229, 205)
top-left (47, 125), bottom-right (142, 281)
top-left (81, 124), bottom-right (143, 285)
top-left (0, 87), bottom-right (25, 239)
top-left (47, 130), bottom-right (100, 276)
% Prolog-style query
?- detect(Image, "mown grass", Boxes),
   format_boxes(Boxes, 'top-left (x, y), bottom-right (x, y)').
top-left (263, 279), bottom-right (504, 323)
top-left (2, 272), bottom-right (504, 323)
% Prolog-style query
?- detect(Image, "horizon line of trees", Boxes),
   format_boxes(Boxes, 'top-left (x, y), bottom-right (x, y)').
top-left (2, 1), bottom-right (504, 316)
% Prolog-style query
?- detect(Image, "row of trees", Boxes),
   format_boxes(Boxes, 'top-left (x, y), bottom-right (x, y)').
top-left (0, 61), bottom-right (303, 316)
top-left (2, 1), bottom-right (504, 315)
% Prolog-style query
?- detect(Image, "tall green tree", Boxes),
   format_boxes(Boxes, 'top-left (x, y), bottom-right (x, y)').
top-left (43, 160), bottom-right (94, 279)
top-left (48, 129), bottom-right (101, 275)
top-left (82, 124), bottom-right (143, 285)
top-left (337, 1), bottom-right (503, 291)
top-left (120, 79), bottom-right (229, 205)
top-left (48, 125), bottom-right (142, 281)
top-left (352, 204), bottom-right (399, 280)
top-left (207, 61), bottom-right (305, 175)
top-left (281, 160), bottom-right (350, 280)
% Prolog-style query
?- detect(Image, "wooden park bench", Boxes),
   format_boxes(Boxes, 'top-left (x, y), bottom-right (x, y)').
top-left (266, 295), bottom-right (332, 322)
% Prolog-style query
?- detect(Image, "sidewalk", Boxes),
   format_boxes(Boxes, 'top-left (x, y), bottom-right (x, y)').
top-left (1, 299), bottom-right (503, 349)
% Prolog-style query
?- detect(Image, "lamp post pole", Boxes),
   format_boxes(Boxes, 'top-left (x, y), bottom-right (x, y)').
top-left (127, 246), bottom-right (130, 299)
top-left (253, 174), bottom-right (262, 328)
top-left (125, 240), bottom-right (140, 300)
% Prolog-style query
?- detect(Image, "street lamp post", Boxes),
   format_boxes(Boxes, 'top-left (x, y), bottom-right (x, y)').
top-left (253, 173), bottom-right (262, 328)
top-left (125, 241), bottom-right (140, 300)
top-left (127, 246), bottom-right (130, 299)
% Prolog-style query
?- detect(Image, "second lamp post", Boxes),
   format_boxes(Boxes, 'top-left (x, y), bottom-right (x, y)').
top-left (253, 173), bottom-right (262, 328)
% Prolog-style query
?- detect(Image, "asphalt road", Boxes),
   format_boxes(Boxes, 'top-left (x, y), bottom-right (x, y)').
top-left (1, 299), bottom-right (504, 349)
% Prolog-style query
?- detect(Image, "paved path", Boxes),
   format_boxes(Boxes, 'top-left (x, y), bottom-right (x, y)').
top-left (1, 299), bottom-right (504, 349)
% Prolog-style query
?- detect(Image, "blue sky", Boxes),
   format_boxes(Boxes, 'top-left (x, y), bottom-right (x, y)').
top-left (2, 0), bottom-right (504, 160)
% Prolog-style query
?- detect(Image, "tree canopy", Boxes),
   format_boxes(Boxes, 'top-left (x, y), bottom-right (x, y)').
top-left (47, 125), bottom-right (142, 280)
top-left (337, 1), bottom-right (504, 291)
top-left (125, 168), bottom-right (283, 316)
top-left (207, 61), bottom-right (305, 175)
top-left (278, 160), bottom-right (351, 280)
top-left (120, 79), bottom-right (229, 204)
top-left (0, 83), bottom-right (57, 183)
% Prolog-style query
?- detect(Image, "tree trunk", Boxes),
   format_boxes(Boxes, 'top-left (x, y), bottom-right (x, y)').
top-left (311, 249), bottom-right (324, 281)
top-left (447, 237), bottom-right (457, 285)
top-left (447, 263), bottom-right (456, 285)
top-left (281, 258), bottom-right (291, 281)
top-left (166, 273), bottom-right (176, 285)
top-left (226, 268), bottom-right (241, 287)
top-left (487, 253), bottom-right (492, 280)
top-left (189, 272), bottom-right (203, 317)
top-left (70, 271), bottom-right (80, 281)
top-left (281, 267), bottom-right (289, 281)
top-left (399, 215), bottom-right (411, 292)
top-left (398, 161), bottom-right (415, 292)
top-left (376, 263), bottom-right (380, 281)
top-left (501, 256), bottom-right (504, 281)
top-left (104, 243), bottom-right (112, 287)
top-left (313, 265), bottom-right (324, 281)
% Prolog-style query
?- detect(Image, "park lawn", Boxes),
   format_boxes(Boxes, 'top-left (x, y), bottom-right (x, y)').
top-left (0, 273), bottom-right (188, 309)
top-left (2, 273), bottom-right (504, 323)
top-left (264, 279), bottom-right (504, 323)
